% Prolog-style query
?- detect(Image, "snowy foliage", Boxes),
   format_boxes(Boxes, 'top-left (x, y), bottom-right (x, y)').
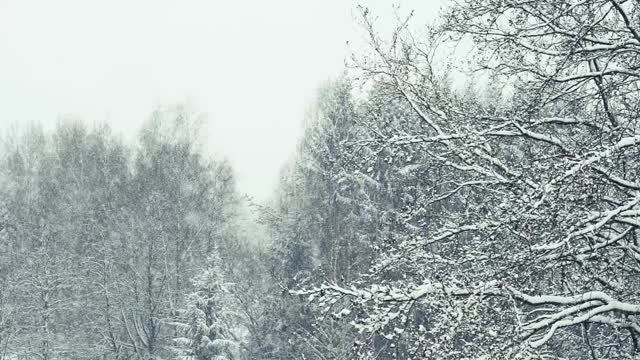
top-left (292, 1), bottom-right (640, 358)
top-left (172, 247), bottom-right (246, 360)
top-left (0, 115), bottom-right (241, 359)
top-left (2, 1), bottom-right (640, 359)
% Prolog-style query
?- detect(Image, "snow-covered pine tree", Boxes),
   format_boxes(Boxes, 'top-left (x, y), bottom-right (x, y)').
top-left (173, 246), bottom-right (242, 360)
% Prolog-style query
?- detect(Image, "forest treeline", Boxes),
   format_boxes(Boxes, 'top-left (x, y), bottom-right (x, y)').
top-left (2, 0), bottom-right (640, 358)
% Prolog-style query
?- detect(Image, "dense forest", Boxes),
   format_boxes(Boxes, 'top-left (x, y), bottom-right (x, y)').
top-left (2, 0), bottom-right (640, 358)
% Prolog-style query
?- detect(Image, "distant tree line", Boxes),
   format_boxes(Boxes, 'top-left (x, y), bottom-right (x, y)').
top-left (0, 108), bottom-right (250, 359)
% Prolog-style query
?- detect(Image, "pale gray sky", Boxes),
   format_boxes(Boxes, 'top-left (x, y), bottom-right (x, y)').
top-left (0, 0), bottom-right (444, 201)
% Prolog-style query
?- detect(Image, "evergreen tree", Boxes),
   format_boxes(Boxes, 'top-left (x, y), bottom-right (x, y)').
top-left (173, 246), bottom-right (244, 360)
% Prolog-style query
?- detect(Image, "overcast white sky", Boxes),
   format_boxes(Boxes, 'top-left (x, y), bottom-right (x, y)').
top-left (0, 0), bottom-right (444, 201)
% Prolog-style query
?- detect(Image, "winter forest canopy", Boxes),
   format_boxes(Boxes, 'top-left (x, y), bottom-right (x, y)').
top-left (1, 0), bottom-right (640, 359)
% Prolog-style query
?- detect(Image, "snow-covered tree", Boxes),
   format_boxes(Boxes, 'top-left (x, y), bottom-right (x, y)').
top-left (297, 2), bottom-right (640, 358)
top-left (173, 246), bottom-right (245, 360)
